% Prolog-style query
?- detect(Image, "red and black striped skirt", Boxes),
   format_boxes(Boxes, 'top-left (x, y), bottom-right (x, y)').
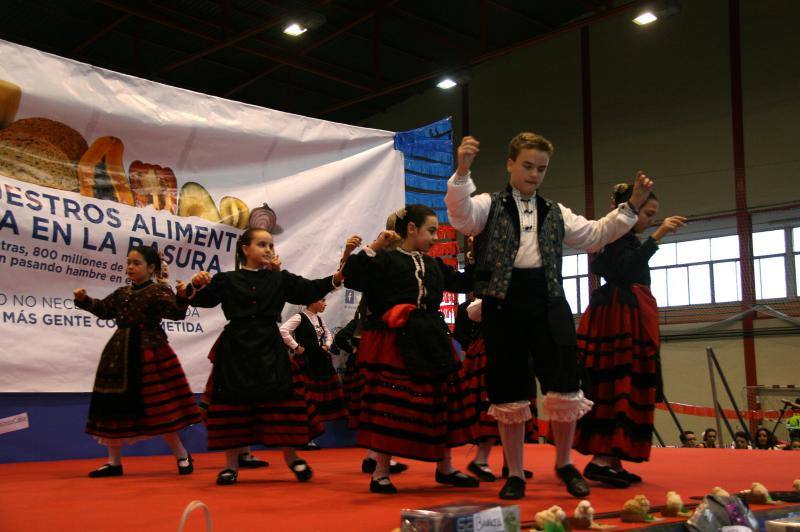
top-left (352, 329), bottom-right (477, 462)
top-left (342, 353), bottom-right (363, 430)
top-left (86, 342), bottom-right (201, 445)
top-left (299, 371), bottom-right (347, 423)
top-left (202, 352), bottom-right (324, 451)
top-left (573, 284), bottom-right (661, 462)
top-left (460, 337), bottom-right (539, 442)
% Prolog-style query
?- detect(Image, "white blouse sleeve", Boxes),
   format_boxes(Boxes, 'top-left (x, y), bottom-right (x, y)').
top-left (560, 202), bottom-right (638, 253)
top-left (445, 171), bottom-right (492, 236)
top-left (278, 313), bottom-right (302, 350)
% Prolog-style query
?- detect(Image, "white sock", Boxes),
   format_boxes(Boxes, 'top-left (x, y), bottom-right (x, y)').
top-left (107, 445), bottom-right (122, 466)
top-left (551, 420), bottom-right (576, 469)
top-left (282, 447), bottom-right (303, 469)
top-left (498, 422), bottom-right (525, 480)
top-left (372, 452), bottom-right (391, 482)
top-left (436, 448), bottom-right (455, 475)
top-left (475, 439), bottom-right (495, 465)
top-left (162, 432), bottom-right (188, 462)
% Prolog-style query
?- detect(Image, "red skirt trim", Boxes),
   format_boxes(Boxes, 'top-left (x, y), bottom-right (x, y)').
top-left (86, 343), bottom-right (201, 441)
top-left (573, 284), bottom-right (660, 462)
top-left (352, 329), bottom-right (477, 462)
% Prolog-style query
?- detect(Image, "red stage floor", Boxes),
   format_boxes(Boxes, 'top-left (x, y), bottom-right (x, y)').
top-left (0, 445), bottom-right (797, 531)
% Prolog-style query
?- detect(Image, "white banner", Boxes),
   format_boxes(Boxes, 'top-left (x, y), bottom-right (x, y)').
top-left (0, 40), bottom-right (405, 391)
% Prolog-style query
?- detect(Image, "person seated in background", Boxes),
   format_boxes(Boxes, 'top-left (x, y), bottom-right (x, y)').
top-left (731, 431), bottom-right (751, 449)
top-left (753, 427), bottom-right (780, 450)
top-left (680, 430), bottom-right (698, 448)
top-left (783, 438), bottom-right (800, 450)
top-left (702, 428), bottom-right (718, 448)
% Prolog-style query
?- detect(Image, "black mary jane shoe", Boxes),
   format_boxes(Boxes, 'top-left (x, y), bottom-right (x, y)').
top-left (555, 464), bottom-right (591, 498)
top-left (435, 469), bottom-right (480, 488)
top-left (390, 461), bottom-right (409, 474)
top-left (617, 468), bottom-right (642, 484)
top-left (501, 466), bottom-right (533, 479)
top-left (216, 468), bottom-right (238, 485)
top-left (289, 459), bottom-right (313, 482)
top-left (467, 461), bottom-right (497, 482)
top-left (88, 463), bottom-right (123, 478)
top-left (177, 453), bottom-right (194, 475)
top-left (499, 475), bottom-right (526, 500)
top-left (582, 462), bottom-right (630, 488)
top-left (238, 453), bottom-right (269, 469)
top-left (361, 457), bottom-right (377, 473)
top-left (369, 476), bottom-right (398, 494)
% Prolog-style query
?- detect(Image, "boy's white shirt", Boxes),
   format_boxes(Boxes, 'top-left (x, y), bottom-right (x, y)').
top-left (279, 310), bottom-right (333, 351)
top-left (444, 171), bottom-right (638, 267)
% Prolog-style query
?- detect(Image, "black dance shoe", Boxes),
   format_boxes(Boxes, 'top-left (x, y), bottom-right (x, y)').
top-left (467, 461), bottom-right (497, 482)
top-left (216, 468), bottom-right (238, 485)
top-left (617, 468), bottom-right (642, 484)
top-left (435, 469), bottom-right (480, 488)
top-left (582, 462), bottom-right (630, 488)
top-left (238, 453), bottom-right (269, 469)
top-left (177, 453), bottom-right (194, 475)
top-left (369, 476), bottom-right (398, 494)
top-left (501, 466), bottom-right (533, 479)
top-left (555, 464), bottom-right (591, 497)
top-left (499, 476), bottom-right (526, 499)
top-left (289, 459), bottom-right (313, 482)
top-left (88, 463), bottom-right (123, 478)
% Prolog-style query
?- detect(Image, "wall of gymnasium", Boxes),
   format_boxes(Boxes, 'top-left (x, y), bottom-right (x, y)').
top-left (362, 0), bottom-right (800, 446)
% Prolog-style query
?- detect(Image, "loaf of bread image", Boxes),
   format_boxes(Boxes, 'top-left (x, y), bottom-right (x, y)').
top-left (0, 135), bottom-right (79, 191)
top-left (0, 116), bottom-right (88, 191)
top-left (0, 80), bottom-right (21, 128)
top-left (78, 136), bottom-right (134, 205)
top-left (1, 117), bottom-right (87, 161)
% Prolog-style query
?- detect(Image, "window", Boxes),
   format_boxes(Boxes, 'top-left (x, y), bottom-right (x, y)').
top-left (564, 226), bottom-right (798, 315)
top-left (562, 253), bottom-right (589, 314)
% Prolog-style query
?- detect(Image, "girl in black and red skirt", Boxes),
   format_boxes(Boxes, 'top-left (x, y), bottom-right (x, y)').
top-left (574, 184), bottom-right (685, 487)
top-left (74, 246), bottom-right (201, 478)
top-left (179, 228), bottom-right (356, 485)
top-left (280, 297), bottom-right (347, 424)
top-left (342, 204), bottom-right (479, 494)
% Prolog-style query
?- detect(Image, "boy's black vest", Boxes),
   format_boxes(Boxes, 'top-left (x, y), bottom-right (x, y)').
top-left (295, 313), bottom-right (335, 378)
top-left (473, 186), bottom-right (575, 346)
top-left (473, 186), bottom-right (565, 300)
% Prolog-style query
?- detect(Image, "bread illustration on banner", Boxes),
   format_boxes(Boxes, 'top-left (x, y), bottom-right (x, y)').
top-left (128, 161), bottom-right (178, 213)
top-left (0, 80), bottom-right (22, 128)
top-left (177, 182), bottom-right (220, 222)
top-left (78, 136), bottom-right (133, 204)
top-left (0, 116), bottom-right (88, 191)
top-left (219, 196), bottom-right (250, 229)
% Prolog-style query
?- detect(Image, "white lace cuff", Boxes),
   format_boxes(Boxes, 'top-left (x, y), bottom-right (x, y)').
top-left (541, 390), bottom-right (594, 422)
top-left (488, 401), bottom-right (532, 424)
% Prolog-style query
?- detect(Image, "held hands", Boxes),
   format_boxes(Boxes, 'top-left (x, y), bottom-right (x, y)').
top-left (175, 281), bottom-right (188, 298)
top-left (629, 171), bottom-right (655, 209)
top-left (368, 230), bottom-right (401, 252)
top-left (456, 136), bottom-right (480, 177)
top-left (652, 216), bottom-right (687, 241)
top-left (295, 345), bottom-right (305, 355)
top-left (190, 271), bottom-right (212, 288)
top-left (73, 288), bottom-right (87, 302)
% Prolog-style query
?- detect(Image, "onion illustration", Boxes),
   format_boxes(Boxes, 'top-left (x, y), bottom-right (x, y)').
top-left (248, 203), bottom-right (277, 232)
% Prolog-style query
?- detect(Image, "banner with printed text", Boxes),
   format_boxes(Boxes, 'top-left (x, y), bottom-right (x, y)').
top-left (0, 40), bottom-right (405, 391)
